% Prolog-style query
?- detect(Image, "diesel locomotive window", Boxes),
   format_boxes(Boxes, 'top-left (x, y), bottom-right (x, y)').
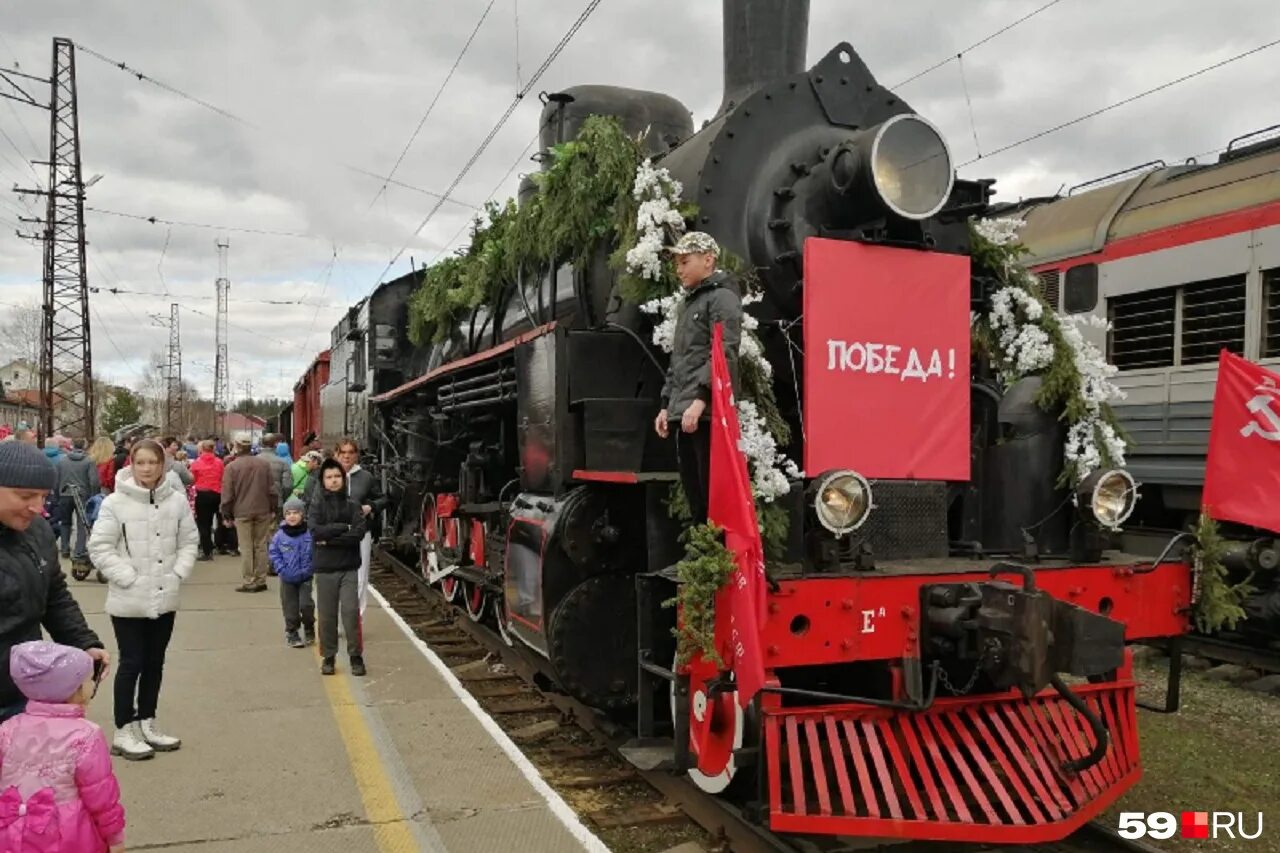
top-left (1265, 268), bottom-right (1280, 358)
top-left (1063, 264), bottom-right (1099, 313)
top-left (1106, 272), bottom-right (1246, 370)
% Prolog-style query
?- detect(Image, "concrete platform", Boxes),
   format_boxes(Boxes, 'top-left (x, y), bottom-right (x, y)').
top-left (61, 553), bottom-right (609, 852)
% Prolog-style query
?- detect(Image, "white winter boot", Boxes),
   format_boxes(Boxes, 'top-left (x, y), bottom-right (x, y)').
top-left (139, 718), bottom-right (181, 752)
top-left (111, 722), bottom-right (155, 761)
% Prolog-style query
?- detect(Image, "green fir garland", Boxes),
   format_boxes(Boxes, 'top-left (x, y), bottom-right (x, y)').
top-left (407, 116), bottom-right (645, 345)
top-left (662, 522), bottom-right (736, 667)
top-left (407, 114), bottom-right (797, 666)
top-left (1191, 512), bottom-right (1255, 633)
top-left (969, 222), bottom-right (1129, 487)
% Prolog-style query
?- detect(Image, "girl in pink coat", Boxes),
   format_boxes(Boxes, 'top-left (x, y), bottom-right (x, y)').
top-left (0, 641), bottom-right (125, 852)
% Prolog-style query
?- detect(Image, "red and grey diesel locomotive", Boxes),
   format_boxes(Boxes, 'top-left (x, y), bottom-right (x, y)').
top-left (291, 1), bottom-right (1193, 843)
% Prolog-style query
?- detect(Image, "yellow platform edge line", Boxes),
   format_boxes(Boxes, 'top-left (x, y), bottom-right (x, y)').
top-left (317, 650), bottom-right (420, 852)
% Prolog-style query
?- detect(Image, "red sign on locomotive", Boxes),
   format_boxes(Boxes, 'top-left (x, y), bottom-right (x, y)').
top-left (802, 239), bottom-right (972, 481)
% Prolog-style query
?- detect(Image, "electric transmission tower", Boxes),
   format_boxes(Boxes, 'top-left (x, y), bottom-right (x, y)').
top-left (164, 303), bottom-right (182, 434)
top-left (6, 39), bottom-right (94, 437)
top-left (213, 238), bottom-right (230, 436)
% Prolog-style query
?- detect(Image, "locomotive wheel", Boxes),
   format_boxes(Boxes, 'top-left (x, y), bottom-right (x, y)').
top-left (548, 575), bottom-right (638, 711)
top-left (672, 652), bottom-right (743, 794)
top-left (439, 576), bottom-right (461, 603)
top-left (494, 597), bottom-right (515, 647)
top-left (462, 581), bottom-right (487, 622)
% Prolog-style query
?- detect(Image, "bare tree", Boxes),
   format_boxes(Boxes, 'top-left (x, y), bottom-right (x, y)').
top-left (0, 300), bottom-right (42, 369)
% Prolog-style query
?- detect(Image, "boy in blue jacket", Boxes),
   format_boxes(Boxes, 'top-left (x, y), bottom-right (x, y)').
top-left (269, 495), bottom-right (314, 648)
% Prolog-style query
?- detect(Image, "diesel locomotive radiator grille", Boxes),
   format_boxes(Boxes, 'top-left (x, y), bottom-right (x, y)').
top-left (1180, 274), bottom-right (1246, 365)
top-left (1107, 289), bottom-right (1175, 370)
top-left (1035, 270), bottom-right (1060, 311)
top-left (851, 481), bottom-right (948, 561)
top-left (1265, 268), bottom-right (1280, 358)
top-left (1106, 273), bottom-right (1246, 370)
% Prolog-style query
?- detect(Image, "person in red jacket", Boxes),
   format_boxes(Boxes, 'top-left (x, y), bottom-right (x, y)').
top-left (89, 437), bottom-right (116, 495)
top-left (189, 440), bottom-right (225, 562)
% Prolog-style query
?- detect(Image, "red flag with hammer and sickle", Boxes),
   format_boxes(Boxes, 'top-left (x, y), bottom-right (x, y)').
top-left (1203, 350), bottom-right (1280, 533)
top-left (707, 322), bottom-right (767, 708)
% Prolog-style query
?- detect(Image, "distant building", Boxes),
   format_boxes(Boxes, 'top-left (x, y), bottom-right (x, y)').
top-left (0, 359), bottom-right (40, 394)
top-left (0, 391), bottom-right (39, 431)
top-left (223, 412), bottom-right (267, 445)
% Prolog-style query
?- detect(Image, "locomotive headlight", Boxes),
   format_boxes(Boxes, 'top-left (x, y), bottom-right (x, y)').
top-left (870, 115), bottom-right (955, 220)
top-left (1078, 468), bottom-right (1138, 529)
top-left (811, 470), bottom-right (873, 536)
top-left (831, 114), bottom-right (955, 222)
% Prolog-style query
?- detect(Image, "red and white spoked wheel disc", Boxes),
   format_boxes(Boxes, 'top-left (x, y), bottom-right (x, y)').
top-left (419, 494), bottom-right (437, 580)
top-left (672, 653), bottom-right (742, 793)
top-left (462, 580), bottom-right (487, 622)
top-left (494, 597), bottom-right (515, 647)
top-left (439, 576), bottom-right (461, 603)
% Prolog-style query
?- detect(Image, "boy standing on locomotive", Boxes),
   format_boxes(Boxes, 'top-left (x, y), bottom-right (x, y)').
top-left (653, 232), bottom-right (742, 525)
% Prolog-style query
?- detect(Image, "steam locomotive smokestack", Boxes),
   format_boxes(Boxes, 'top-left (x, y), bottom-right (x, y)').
top-left (720, 0), bottom-right (810, 115)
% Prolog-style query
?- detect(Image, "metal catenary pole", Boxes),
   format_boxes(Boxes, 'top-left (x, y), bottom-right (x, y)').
top-left (213, 237), bottom-right (230, 437)
top-left (33, 38), bottom-right (94, 438)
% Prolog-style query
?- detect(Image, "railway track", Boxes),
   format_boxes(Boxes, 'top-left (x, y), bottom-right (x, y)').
top-left (1151, 634), bottom-right (1280, 675)
top-left (372, 548), bottom-right (1164, 853)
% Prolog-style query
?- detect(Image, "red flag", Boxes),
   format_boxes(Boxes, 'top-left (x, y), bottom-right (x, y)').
top-left (707, 322), bottom-right (767, 708)
top-left (1203, 350), bottom-right (1280, 533)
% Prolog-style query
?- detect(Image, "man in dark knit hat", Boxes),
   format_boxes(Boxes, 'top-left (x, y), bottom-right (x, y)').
top-left (0, 441), bottom-right (107, 720)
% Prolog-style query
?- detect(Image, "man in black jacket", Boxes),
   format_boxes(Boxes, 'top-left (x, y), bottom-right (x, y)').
top-left (0, 441), bottom-right (107, 720)
top-left (653, 231), bottom-right (742, 526)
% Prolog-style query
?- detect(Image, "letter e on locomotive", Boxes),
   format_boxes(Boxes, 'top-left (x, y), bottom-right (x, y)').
top-left (803, 238), bottom-right (971, 480)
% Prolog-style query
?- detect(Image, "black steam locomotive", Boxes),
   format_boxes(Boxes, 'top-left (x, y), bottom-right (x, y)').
top-left (299, 1), bottom-right (1192, 842)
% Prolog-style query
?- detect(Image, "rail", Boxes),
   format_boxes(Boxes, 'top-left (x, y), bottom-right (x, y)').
top-left (374, 546), bottom-right (1167, 853)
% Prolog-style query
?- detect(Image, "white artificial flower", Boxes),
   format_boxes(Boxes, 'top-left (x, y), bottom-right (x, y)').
top-left (625, 159), bottom-right (797, 503)
top-left (973, 216), bottom-right (1026, 247)
top-left (626, 160), bottom-right (686, 281)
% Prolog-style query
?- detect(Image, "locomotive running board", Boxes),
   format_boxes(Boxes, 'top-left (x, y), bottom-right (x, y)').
top-left (764, 677), bottom-right (1139, 843)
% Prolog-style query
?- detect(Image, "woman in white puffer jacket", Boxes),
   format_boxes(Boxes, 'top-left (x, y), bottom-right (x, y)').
top-left (88, 438), bottom-right (198, 762)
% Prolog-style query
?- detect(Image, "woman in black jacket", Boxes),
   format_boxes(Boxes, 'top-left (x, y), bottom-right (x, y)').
top-left (307, 459), bottom-right (367, 676)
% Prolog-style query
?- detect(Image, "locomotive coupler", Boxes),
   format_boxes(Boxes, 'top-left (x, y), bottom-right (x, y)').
top-left (921, 565), bottom-right (1125, 698)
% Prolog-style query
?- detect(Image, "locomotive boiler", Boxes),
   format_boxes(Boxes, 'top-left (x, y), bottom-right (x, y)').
top-left (349, 0), bottom-right (1195, 842)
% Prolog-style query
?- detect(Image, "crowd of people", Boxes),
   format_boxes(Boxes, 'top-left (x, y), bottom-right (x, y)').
top-left (0, 426), bottom-right (385, 850)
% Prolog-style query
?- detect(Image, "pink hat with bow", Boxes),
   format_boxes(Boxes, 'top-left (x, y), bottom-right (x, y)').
top-left (9, 641), bottom-right (93, 703)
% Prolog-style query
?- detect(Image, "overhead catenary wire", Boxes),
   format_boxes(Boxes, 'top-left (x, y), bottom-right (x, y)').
top-left (298, 244), bottom-right (341, 356)
top-left (89, 205), bottom-right (324, 241)
top-left (185, 304), bottom-right (296, 349)
top-left (89, 304), bottom-right (148, 381)
top-left (367, 0), bottom-right (605, 294)
top-left (73, 42), bottom-right (481, 212)
top-left (960, 36), bottom-right (1280, 167)
top-left (430, 128), bottom-right (542, 265)
top-left (0, 121), bottom-right (43, 188)
top-left (368, 0), bottom-right (497, 210)
top-left (892, 0), bottom-right (1068, 88)
top-left (90, 283), bottom-right (345, 309)
top-left (0, 37), bottom-right (47, 166)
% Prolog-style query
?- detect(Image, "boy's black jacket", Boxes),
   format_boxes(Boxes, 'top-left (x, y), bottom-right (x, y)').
top-left (307, 460), bottom-right (366, 573)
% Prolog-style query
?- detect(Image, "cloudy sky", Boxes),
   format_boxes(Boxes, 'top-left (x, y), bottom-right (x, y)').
top-left (1, 0), bottom-right (1277, 402)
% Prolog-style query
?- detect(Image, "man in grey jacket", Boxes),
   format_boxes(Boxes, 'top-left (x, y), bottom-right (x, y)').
top-left (260, 434), bottom-right (294, 509)
top-left (653, 231), bottom-right (742, 526)
top-left (162, 436), bottom-right (194, 488)
top-left (54, 438), bottom-right (98, 561)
